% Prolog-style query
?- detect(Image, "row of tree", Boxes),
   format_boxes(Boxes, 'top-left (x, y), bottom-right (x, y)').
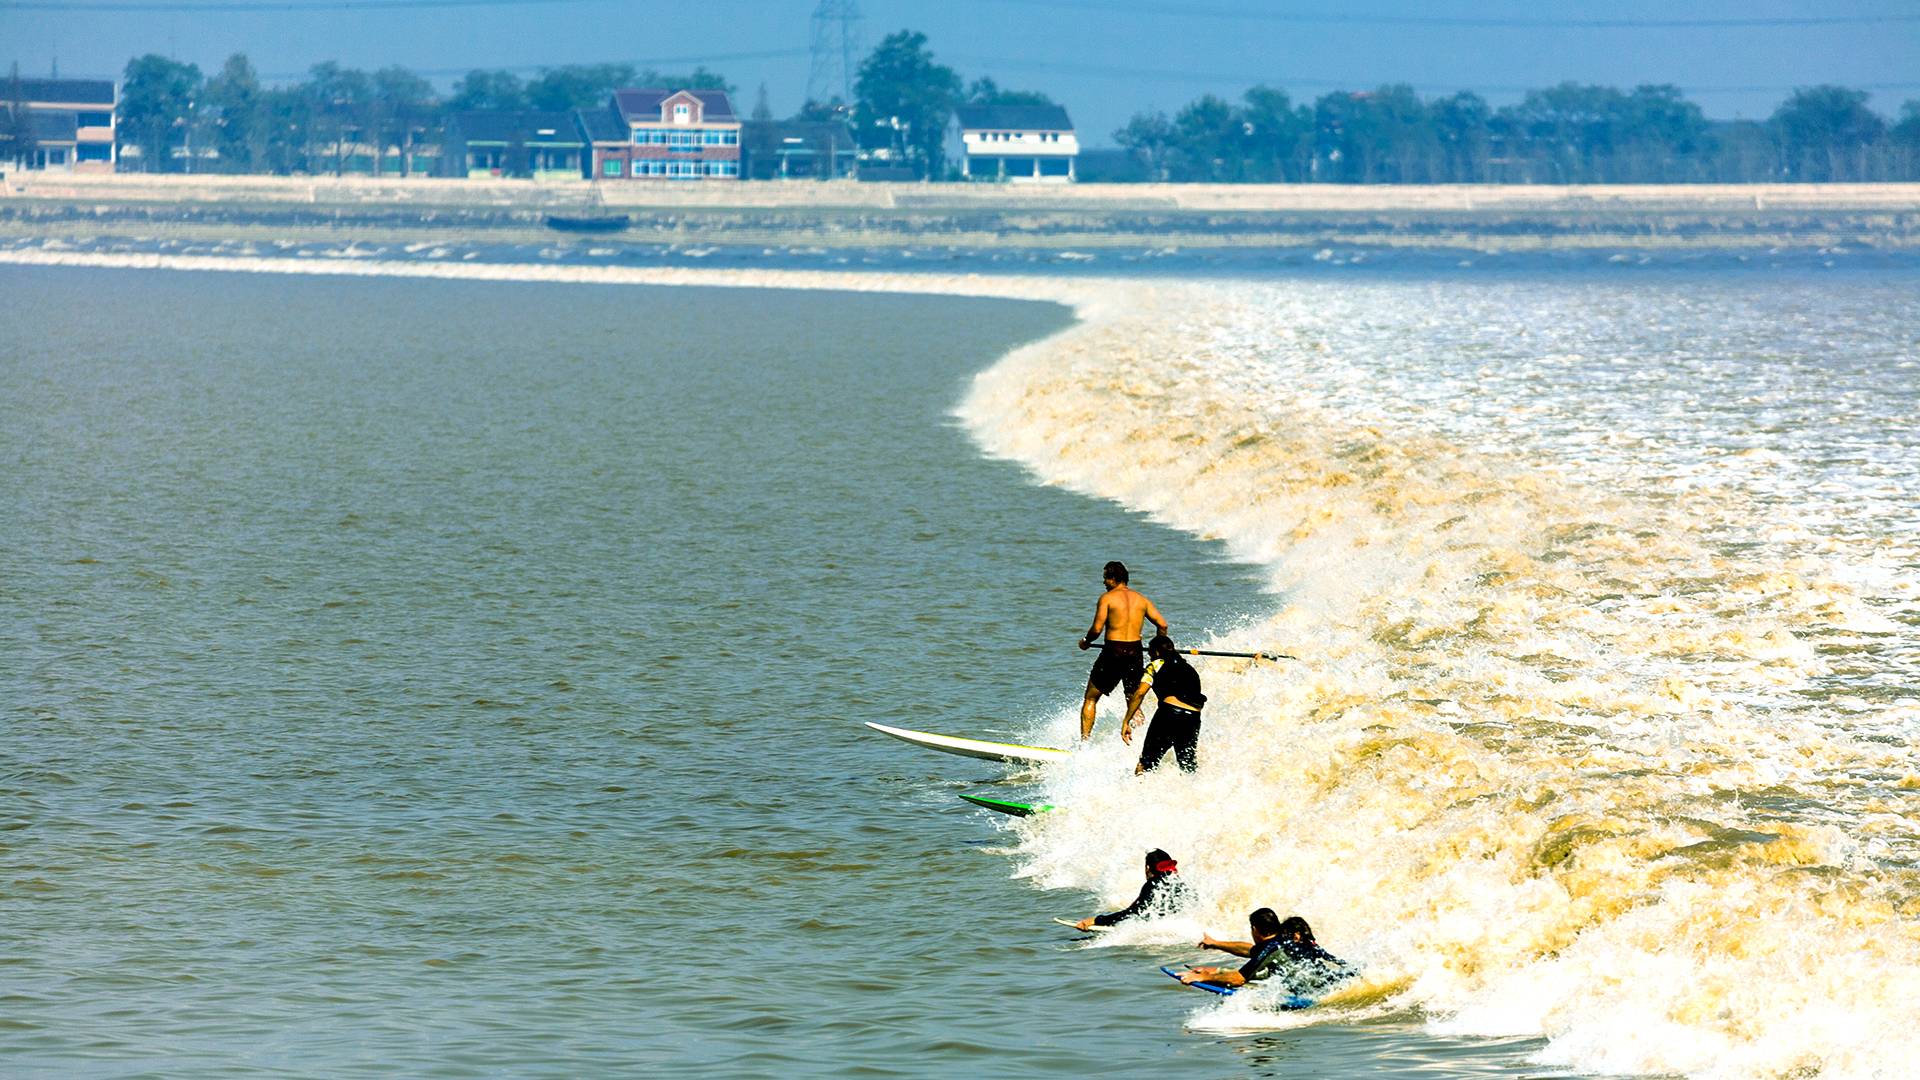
top-left (97, 54), bottom-right (739, 175)
top-left (23, 33), bottom-right (1920, 182)
top-left (1112, 82), bottom-right (1920, 184)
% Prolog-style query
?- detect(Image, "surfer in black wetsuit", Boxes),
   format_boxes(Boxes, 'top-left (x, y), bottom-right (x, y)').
top-left (1180, 909), bottom-right (1351, 992)
top-left (1121, 635), bottom-right (1206, 774)
top-left (1072, 849), bottom-right (1193, 931)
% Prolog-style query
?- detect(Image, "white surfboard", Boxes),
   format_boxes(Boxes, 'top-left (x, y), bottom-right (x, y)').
top-left (862, 721), bottom-right (1068, 765)
top-left (1053, 918), bottom-right (1109, 932)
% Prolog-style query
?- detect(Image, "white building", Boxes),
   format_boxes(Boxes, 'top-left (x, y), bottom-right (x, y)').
top-left (953, 104), bottom-right (1077, 183)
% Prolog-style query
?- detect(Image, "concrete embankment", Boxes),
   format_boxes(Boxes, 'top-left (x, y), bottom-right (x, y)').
top-left (4, 173), bottom-right (1918, 253)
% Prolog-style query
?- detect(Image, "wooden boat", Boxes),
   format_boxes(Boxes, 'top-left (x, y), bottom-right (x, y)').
top-left (543, 213), bottom-right (631, 233)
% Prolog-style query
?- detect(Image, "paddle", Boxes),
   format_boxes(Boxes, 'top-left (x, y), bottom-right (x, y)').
top-left (1084, 640), bottom-right (1294, 662)
top-left (1176, 647), bottom-right (1295, 662)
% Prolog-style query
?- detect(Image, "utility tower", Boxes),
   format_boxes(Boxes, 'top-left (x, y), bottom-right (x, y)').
top-left (806, 0), bottom-right (863, 107)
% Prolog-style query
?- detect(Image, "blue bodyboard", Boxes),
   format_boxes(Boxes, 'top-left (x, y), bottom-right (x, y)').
top-left (1161, 965), bottom-right (1234, 996)
top-left (1160, 966), bottom-right (1314, 1008)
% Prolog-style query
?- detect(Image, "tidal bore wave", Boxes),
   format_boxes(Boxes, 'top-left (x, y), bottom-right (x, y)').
top-left (960, 277), bottom-right (1920, 1078)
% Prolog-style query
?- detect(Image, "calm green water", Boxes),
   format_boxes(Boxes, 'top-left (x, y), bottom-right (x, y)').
top-left (1, 266), bottom-right (1553, 1077)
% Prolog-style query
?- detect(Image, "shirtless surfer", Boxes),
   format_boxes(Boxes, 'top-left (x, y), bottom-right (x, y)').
top-left (1077, 561), bottom-right (1168, 740)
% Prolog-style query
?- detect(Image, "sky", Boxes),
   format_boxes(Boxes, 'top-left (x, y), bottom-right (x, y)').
top-left (4, 0), bottom-right (1917, 145)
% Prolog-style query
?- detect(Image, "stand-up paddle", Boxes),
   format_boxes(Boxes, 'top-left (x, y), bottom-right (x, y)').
top-left (1176, 647), bottom-right (1295, 662)
top-left (1083, 641), bottom-right (1294, 662)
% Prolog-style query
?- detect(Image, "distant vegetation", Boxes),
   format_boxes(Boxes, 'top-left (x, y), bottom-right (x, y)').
top-left (1109, 82), bottom-right (1920, 184)
top-left (91, 39), bottom-right (1920, 182)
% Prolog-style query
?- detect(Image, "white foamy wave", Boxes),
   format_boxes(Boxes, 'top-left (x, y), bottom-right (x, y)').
top-left (962, 278), bottom-right (1920, 1078)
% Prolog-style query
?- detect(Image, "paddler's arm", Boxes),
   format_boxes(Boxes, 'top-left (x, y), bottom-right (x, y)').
top-left (1079, 594), bottom-right (1110, 650)
top-left (1200, 934), bottom-right (1254, 957)
top-left (1179, 965), bottom-right (1248, 988)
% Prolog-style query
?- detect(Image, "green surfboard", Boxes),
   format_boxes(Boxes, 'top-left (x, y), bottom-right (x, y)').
top-left (959, 794), bottom-right (1054, 817)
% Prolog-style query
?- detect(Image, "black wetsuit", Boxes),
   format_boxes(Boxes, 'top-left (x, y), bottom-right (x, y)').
top-left (1240, 936), bottom-right (1352, 995)
top-left (1092, 871), bottom-right (1193, 927)
top-left (1137, 655), bottom-right (1206, 772)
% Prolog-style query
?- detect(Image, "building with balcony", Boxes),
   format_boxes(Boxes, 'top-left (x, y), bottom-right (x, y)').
top-left (2, 77), bottom-right (117, 172)
top-left (593, 88), bottom-right (740, 180)
top-left (953, 104), bottom-right (1077, 183)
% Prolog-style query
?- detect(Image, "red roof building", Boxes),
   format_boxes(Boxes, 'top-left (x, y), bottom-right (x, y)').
top-left (591, 88), bottom-right (740, 181)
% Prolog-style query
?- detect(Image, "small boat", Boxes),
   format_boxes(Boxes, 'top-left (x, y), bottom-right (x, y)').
top-left (543, 213), bottom-right (630, 234)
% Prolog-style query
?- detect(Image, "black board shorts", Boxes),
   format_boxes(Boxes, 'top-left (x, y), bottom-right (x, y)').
top-left (1087, 640), bottom-right (1144, 698)
top-left (1138, 702), bottom-right (1201, 773)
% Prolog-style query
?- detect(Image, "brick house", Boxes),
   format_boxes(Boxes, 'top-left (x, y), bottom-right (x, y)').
top-left (591, 88), bottom-right (740, 180)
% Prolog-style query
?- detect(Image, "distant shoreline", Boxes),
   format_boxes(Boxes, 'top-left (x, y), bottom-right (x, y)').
top-left (5, 174), bottom-right (1919, 254)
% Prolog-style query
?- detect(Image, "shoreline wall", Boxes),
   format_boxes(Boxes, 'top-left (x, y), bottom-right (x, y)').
top-left (6, 174), bottom-right (1920, 252)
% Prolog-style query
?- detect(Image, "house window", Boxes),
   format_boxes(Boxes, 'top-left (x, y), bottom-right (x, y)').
top-left (77, 112), bottom-right (112, 128)
top-left (605, 159), bottom-right (622, 176)
top-left (673, 103), bottom-right (690, 124)
top-left (77, 144), bottom-right (111, 162)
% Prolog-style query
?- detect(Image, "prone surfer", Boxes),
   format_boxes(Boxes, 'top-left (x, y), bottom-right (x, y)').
top-left (1072, 848), bottom-right (1192, 930)
top-left (1078, 561), bottom-right (1168, 740)
top-left (1120, 635), bottom-right (1206, 774)
top-left (1180, 910), bottom-right (1351, 992)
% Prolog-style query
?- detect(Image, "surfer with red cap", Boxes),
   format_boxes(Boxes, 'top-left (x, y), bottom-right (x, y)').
top-left (1072, 849), bottom-right (1192, 931)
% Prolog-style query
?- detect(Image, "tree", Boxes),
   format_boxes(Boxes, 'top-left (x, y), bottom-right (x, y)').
top-left (303, 62), bottom-right (372, 175)
top-left (258, 86), bottom-right (312, 174)
top-left (448, 70), bottom-right (526, 111)
top-left (1432, 90), bottom-right (1491, 182)
top-left (1891, 101), bottom-right (1920, 181)
top-left (1616, 84), bottom-right (1708, 181)
top-left (1315, 90), bottom-right (1414, 183)
top-left (1170, 94), bottom-right (1242, 181)
top-left (119, 54), bottom-right (203, 172)
top-left (1113, 110), bottom-right (1177, 181)
top-left (1238, 86), bottom-right (1311, 182)
top-left (964, 77), bottom-right (1053, 107)
top-left (371, 66), bottom-right (434, 176)
top-left (637, 66), bottom-right (732, 94)
top-left (752, 83), bottom-right (773, 121)
top-left (1, 66), bottom-right (36, 170)
top-left (526, 64), bottom-right (637, 111)
top-left (1499, 82), bottom-right (1627, 182)
top-left (1772, 85), bottom-right (1886, 181)
top-left (854, 30), bottom-right (961, 177)
top-left (202, 54), bottom-right (262, 173)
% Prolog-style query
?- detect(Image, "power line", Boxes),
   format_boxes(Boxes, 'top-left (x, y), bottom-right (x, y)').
top-left (242, 48), bottom-right (810, 82)
top-left (13, 0), bottom-right (1912, 20)
top-left (3, 0), bottom-right (598, 9)
top-left (951, 53), bottom-right (1920, 97)
top-left (973, 0), bottom-right (1920, 29)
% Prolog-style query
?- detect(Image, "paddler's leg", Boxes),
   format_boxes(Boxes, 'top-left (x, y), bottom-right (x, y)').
top-left (1080, 683), bottom-right (1102, 739)
top-left (1173, 710), bottom-right (1201, 772)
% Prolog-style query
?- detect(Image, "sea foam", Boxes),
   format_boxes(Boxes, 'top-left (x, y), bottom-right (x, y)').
top-left (958, 275), bottom-right (1920, 1078)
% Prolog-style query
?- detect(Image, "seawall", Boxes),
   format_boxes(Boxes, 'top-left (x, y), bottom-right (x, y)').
top-left (5, 173), bottom-right (1919, 253)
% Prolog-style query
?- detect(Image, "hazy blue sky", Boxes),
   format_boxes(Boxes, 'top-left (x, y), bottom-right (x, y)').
top-left (6, 0), bottom-right (1917, 144)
